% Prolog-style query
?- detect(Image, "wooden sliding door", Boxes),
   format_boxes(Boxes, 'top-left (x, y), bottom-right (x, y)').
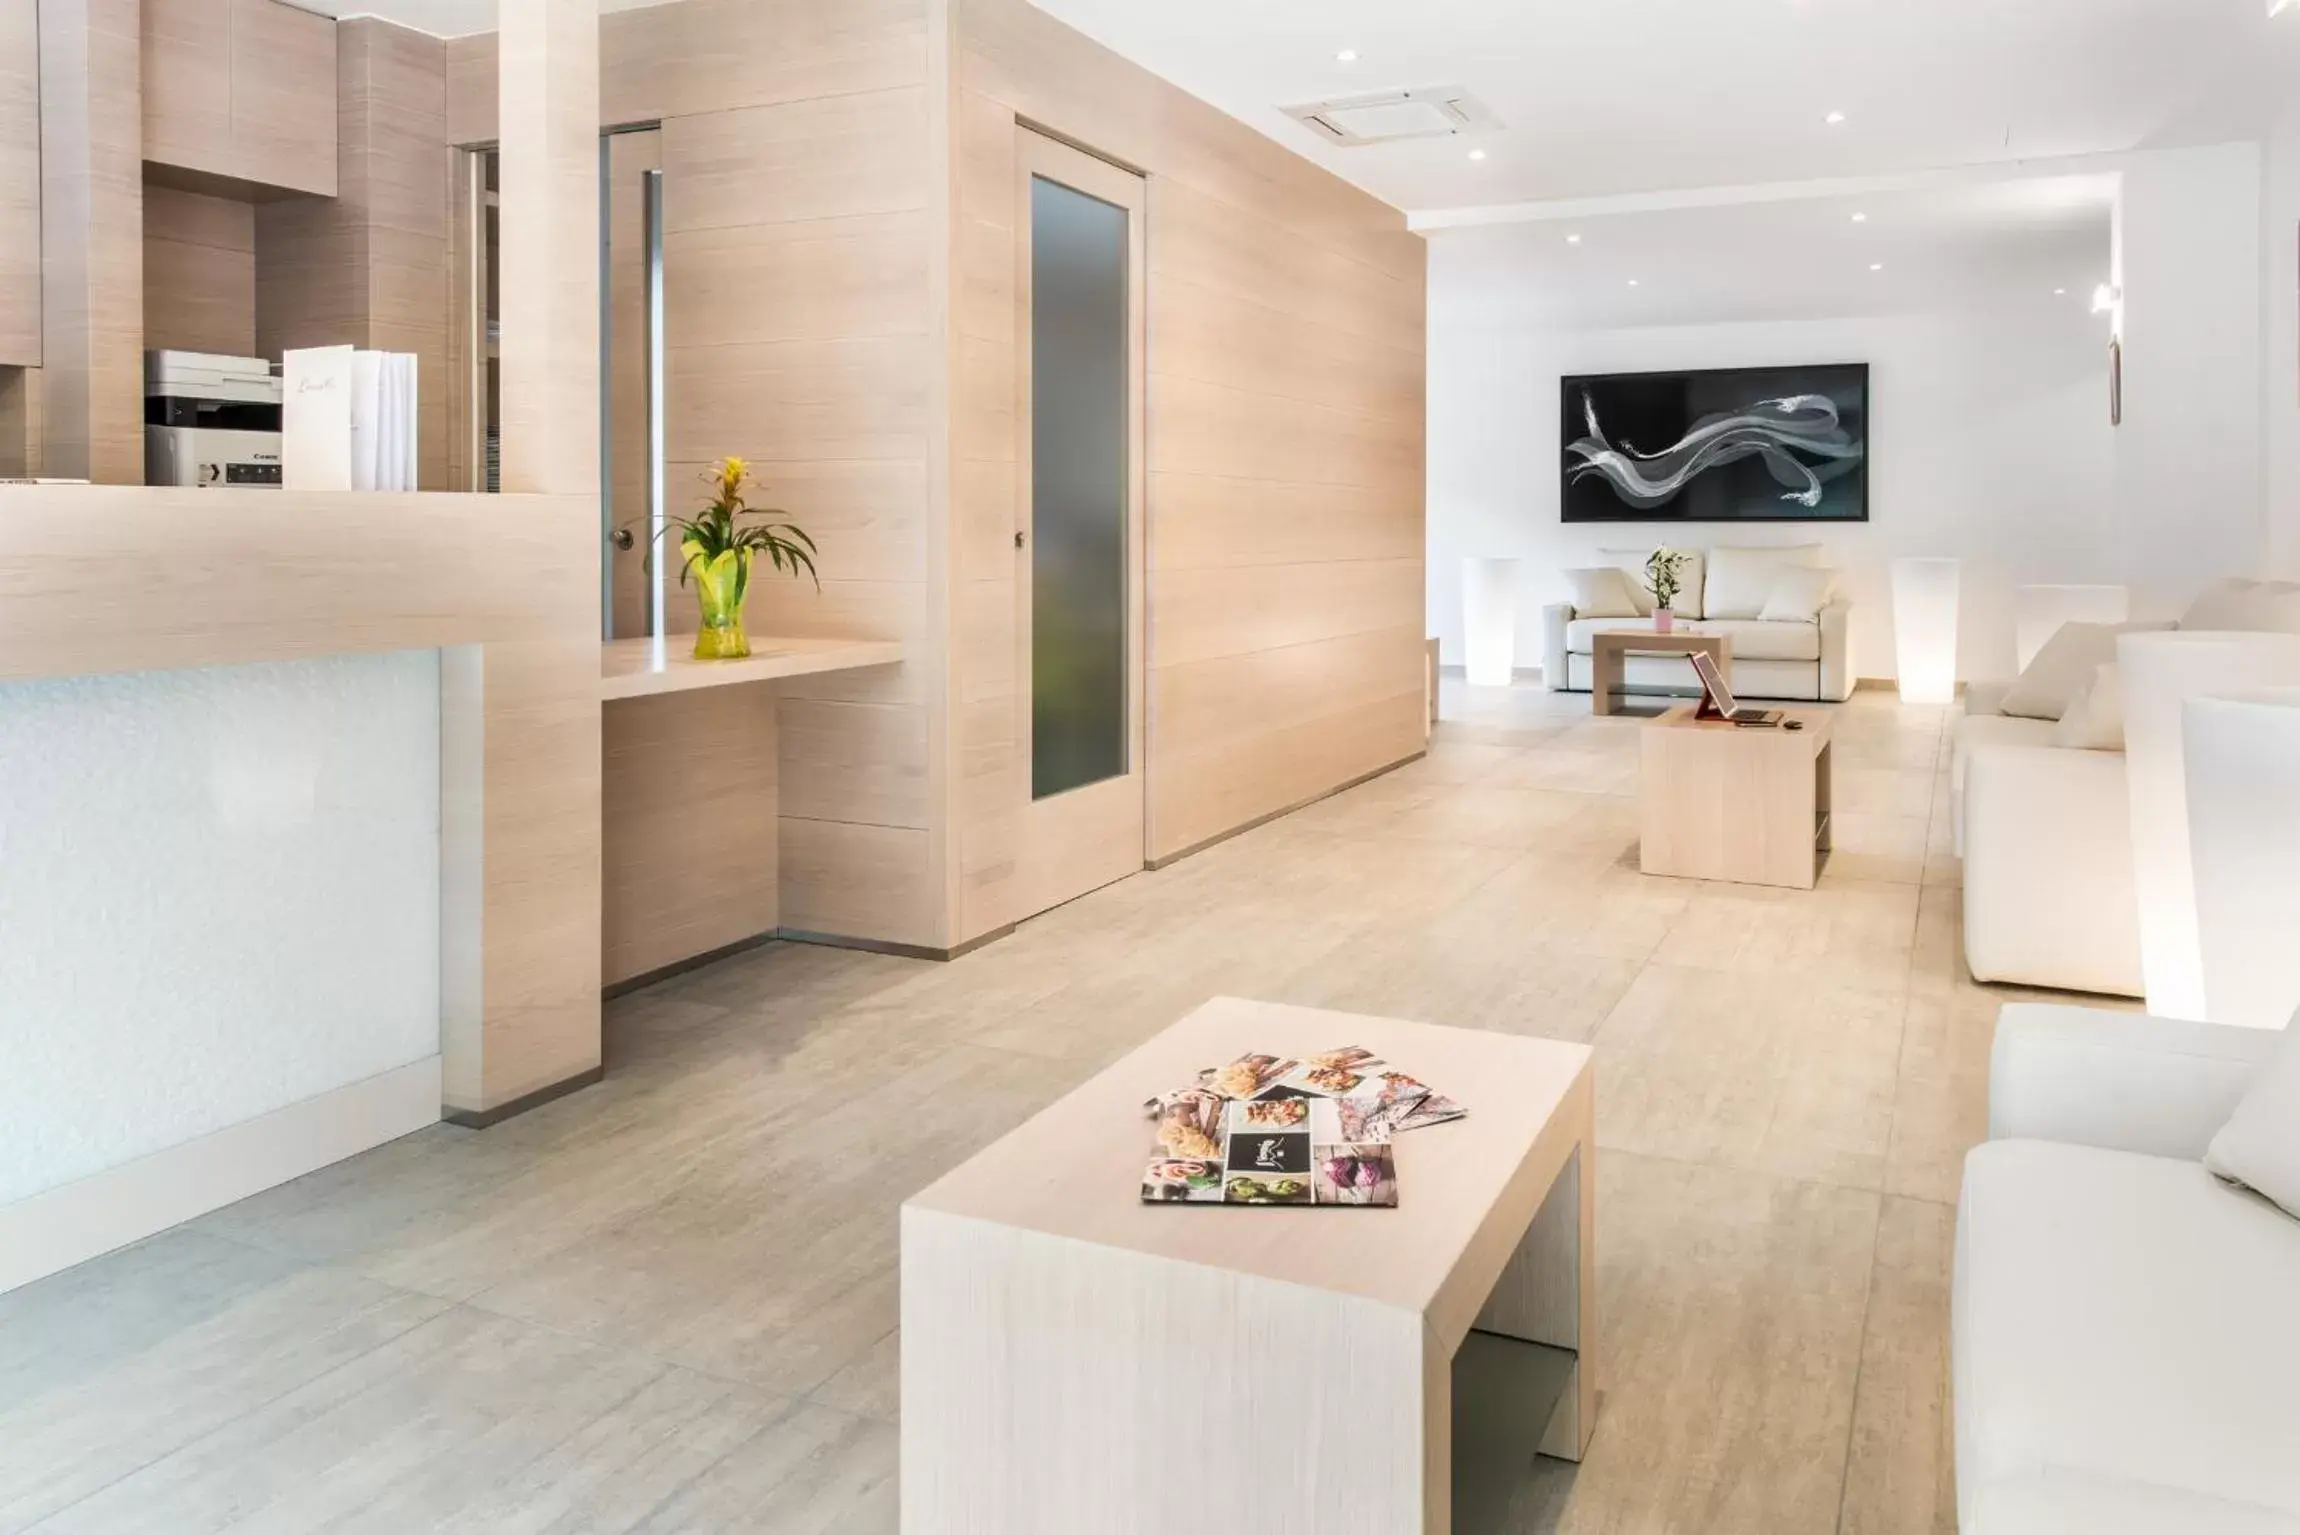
top-left (1012, 128), bottom-right (1147, 914)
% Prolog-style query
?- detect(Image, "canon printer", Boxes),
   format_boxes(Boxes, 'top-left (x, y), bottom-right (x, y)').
top-left (144, 351), bottom-right (284, 488)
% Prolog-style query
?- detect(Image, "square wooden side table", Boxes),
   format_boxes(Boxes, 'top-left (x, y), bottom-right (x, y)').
top-left (1639, 703), bottom-right (1834, 888)
top-left (902, 996), bottom-right (1597, 1532)
top-left (1591, 630), bottom-right (1732, 717)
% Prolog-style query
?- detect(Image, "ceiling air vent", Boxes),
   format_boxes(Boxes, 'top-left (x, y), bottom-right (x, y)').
top-left (1283, 86), bottom-right (1499, 147)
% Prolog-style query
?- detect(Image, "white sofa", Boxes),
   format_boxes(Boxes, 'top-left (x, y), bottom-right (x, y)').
top-left (1956, 1004), bottom-right (2297, 1534)
top-left (1956, 579), bottom-right (2300, 997)
top-left (1956, 677), bottom-right (2145, 997)
top-left (1541, 545), bottom-right (1856, 703)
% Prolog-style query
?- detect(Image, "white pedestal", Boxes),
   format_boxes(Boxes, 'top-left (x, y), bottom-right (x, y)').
top-left (1462, 557), bottom-right (1521, 688)
top-left (1891, 558), bottom-right (1961, 704)
top-left (2119, 633), bottom-right (2300, 1021)
top-left (2185, 688), bottom-right (2300, 1029)
top-left (2016, 584), bottom-right (2130, 671)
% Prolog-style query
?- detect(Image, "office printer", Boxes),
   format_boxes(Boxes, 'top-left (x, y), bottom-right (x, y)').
top-left (145, 351), bottom-right (283, 488)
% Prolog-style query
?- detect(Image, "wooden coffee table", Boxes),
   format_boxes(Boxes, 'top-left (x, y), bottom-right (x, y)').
top-left (1640, 703), bottom-right (1834, 888)
top-left (1592, 629), bottom-right (1732, 716)
top-left (901, 996), bottom-right (1597, 1533)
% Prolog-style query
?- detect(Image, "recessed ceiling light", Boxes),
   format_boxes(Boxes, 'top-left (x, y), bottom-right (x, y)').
top-left (1850, 212), bottom-right (1868, 224)
top-left (1869, 262), bottom-right (1885, 272)
top-left (1565, 233), bottom-right (1583, 245)
top-left (1627, 278), bottom-right (1640, 287)
top-left (1467, 148), bottom-right (1488, 161)
top-left (1825, 110), bottom-right (1848, 126)
top-left (2055, 287), bottom-right (2068, 296)
top-left (1335, 48), bottom-right (1359, 62)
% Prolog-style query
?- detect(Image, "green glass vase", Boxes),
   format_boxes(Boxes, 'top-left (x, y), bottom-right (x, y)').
top-left (683, 542), bottom-right (754, 660)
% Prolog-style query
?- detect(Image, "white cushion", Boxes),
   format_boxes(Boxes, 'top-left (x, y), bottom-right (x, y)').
top-left (1560, 616), bottom-right (1821, 664)
top-left (1757, 566), bottom-right (1839, 623)
top-left (1702, 544), bottom-right (1822, 620)
top-left (2181, 578), bottom-right (2300, 635)
top-left (1697, 618), bottom-right (1823, 663)
top-left (2207, 1016), bottom-right (2300, 1222)
top-left (1563, 566), bottom-right (1641, 619)
top-left (1600, 547), bottom-right (1707, 619)
top-left (1956, 1139), bottom-right (2300, 1529)
top-left (2050, 662), bottom-right (2125, 750)
top-left (2000, 621), bottom-right (2169, 721)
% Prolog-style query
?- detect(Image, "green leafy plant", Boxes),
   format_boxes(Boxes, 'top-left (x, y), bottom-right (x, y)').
top-left (637, 456), bottom-right (819, 593)
top-left (1644, 547), bottom-right (1692, 611)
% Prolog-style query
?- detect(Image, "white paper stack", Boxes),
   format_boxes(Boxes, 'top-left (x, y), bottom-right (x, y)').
top-left (283, 346), bottom-right (420, 492)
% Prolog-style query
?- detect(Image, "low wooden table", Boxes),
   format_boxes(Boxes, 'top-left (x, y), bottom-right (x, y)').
top-left (1639, 703), bottom-right (1834, 888)
top-left (901, 996), bottom-right (1597, 1533)
top-left (1591, 629), bottom-right (1731, 716)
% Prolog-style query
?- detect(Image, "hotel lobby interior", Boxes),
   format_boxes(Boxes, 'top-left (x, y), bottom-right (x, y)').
top-left (4, 1), bottom-right (2300, 1531)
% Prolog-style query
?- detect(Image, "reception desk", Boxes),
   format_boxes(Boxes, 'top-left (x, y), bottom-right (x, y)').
top-left (0, 484), bottom-right (600, 1292)
top-left (601, 634), bottom-right (903, 987)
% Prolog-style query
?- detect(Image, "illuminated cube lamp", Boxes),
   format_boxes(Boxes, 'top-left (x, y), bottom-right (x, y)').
top-left (2185, 688), bottom-right (2300, 1029)
top-left (1461, 557), bottom-right (1521, 688)
top-left (2119, 632), bottom-right (2300, 1021)
top-left (1890, 558), bottom-right (1961, 704)
top-left (2016, 583), bottom-right (2129, 671)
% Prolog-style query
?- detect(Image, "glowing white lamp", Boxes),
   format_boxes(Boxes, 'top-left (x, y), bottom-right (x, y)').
top-left (2119, 632), bottom-right (2300, 1020)
top-left (1461, 557), bottom-right (1521, 688)
top-left (2185, 688), bottom-right (2300, 1029)
top-left (2015, 584), bottom-right (2129, 671)
top-left (1890, 558), bottom-right (1961, 703)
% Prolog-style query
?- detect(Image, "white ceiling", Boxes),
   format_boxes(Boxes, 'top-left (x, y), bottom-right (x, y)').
top-left (1429, 177), bottom-right (2116, 331)
top-left (1029, 0), bottom-right (2300, 213)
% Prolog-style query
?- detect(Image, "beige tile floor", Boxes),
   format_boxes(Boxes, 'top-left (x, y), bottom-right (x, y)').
top-left (0, 680), bottom-right (2119, 1533)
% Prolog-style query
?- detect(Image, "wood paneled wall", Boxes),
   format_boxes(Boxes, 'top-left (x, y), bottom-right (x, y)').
top-left (0, 0), bottom-right (38, 368)
top-left (450, 0), bottom-right (946, 951)
top-left (143, 183), bottom-right (256, 356)
top-left (442, 0), bottom-right (1424, 953)
top-left (142, 0), bottom-right (337, 199)
top-left (944, 0), bottom-right (1426, 939)
top-left (37, 0), bottom-right (142, 484)
top-left (256, 19), bottom-right (451, 490)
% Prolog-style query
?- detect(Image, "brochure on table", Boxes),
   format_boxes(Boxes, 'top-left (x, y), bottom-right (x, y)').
top-left (1142, 1046), bottom-right (1465, 1208)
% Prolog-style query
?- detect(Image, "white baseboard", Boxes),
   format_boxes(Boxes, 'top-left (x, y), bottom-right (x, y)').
top-left (0, 1057), bottom-right (442, 1296)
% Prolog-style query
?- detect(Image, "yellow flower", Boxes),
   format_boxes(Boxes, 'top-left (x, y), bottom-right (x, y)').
top-left (717, 456), bottom-right (747, 492)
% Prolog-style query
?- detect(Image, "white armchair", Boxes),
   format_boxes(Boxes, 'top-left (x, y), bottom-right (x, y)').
top-left (1955, 1005), bottom-right (2299, 1535)
top-left (1960, 744), bottom-right (2144, 997)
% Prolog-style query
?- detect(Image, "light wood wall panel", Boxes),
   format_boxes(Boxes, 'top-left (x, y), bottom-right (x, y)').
top-left (256, 18), bottom-right (452, 490)
top-left (447, 0), bottom-right (943, 951)
top-left (0, 0), bottom-right (39, 367)
top-left (142, 0), bottom-right (338, 198)
top-left (38, 0), bottom-right (143, 483)
top-left (143, 184), bottom-right (257, 356)
top-left (945, 0), bottom-right (1427, 935)
top-left (441, 0), bottom-right (928, 146)
top-left (603, 685), bottom-right (779, 987)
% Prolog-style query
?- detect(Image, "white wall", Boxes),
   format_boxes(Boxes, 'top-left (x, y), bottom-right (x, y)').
top-left (0, 651), bottom-right (442, 1209)
top-left (2112, 144), bottom-right (2267, 612)
top-left (1428, 300), bottom-right (2114, 682)
top-left (2266, 111), bottom-right (2300, 578)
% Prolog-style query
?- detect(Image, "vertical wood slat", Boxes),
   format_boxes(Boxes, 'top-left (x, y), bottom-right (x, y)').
top-left (0, 0), bottom-right (40, 367)
top-left (37, 0), bottom-right (143, 484)
top-left (497, 0), bottom-right (599, 501)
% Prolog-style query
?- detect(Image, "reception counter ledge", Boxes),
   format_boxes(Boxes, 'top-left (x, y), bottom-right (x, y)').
top-left (0, 485), bottom-right (601, 1295)
top-left (600, 633), bottom-right (905, 988)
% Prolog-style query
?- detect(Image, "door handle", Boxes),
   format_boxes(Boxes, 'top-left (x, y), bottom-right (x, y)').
top-left (1014, 529), bottom-right (1027, 549)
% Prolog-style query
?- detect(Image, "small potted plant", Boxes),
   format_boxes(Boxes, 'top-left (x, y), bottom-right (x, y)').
top-left (1645, 547), bottom-right (1692, 633)
top-left (628, 457), bottom-right (818, 660)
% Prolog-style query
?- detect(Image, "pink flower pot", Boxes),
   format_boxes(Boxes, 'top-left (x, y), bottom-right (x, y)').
top-left (1654, 608), bottom-right (1675, 634)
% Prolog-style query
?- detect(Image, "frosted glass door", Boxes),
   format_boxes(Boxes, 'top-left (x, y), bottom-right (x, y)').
top-left (1029, 175), bottom-right (1130, 800)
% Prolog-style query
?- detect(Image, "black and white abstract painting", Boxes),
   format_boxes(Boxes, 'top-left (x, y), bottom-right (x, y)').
top-left (1560, 363), bottom-right (1869, 523)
